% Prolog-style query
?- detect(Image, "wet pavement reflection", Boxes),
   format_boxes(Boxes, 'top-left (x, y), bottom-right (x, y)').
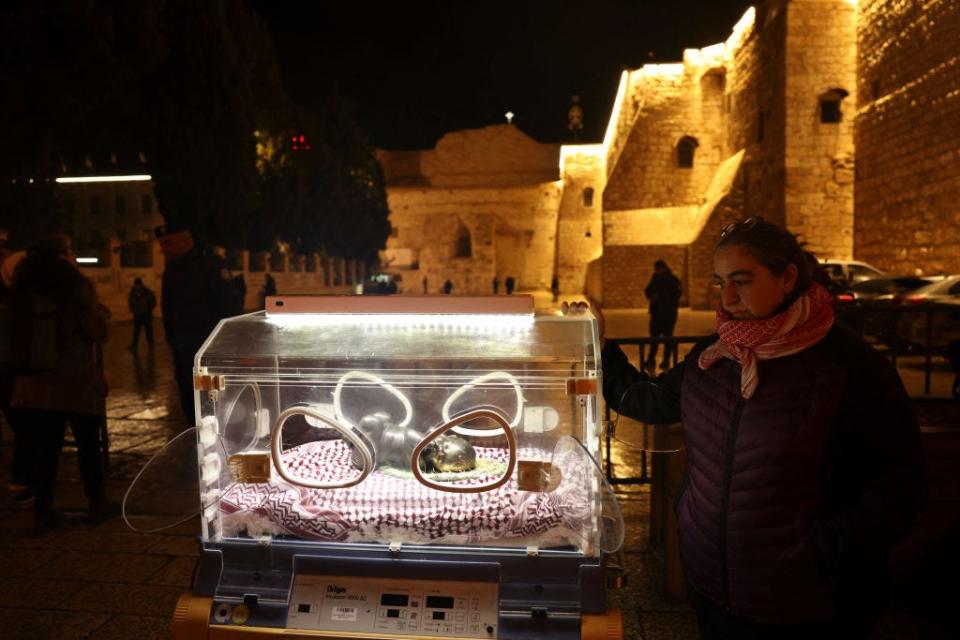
top-left (101, 323), bottom-right (188, 484)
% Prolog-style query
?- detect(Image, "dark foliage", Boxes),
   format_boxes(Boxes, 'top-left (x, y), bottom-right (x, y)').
top-left (0, 0), bottom-right (389, 263)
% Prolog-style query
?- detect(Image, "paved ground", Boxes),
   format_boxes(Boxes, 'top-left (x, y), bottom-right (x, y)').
top-left (0, 298), bottom-right (955, 638)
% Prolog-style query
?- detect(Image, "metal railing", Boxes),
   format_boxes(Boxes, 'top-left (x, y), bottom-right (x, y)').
top-left (838, 302), bottom-right (959, 396)
top-left (602, 336), bottom-right (704, 485)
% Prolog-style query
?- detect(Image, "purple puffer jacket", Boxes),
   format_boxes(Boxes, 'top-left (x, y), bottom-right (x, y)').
top-left (602, 325), bottom-right (925, 624)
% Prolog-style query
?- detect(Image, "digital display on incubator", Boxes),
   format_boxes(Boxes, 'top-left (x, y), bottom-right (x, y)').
top-left (387, 609), bottom-right (400, 618)
top-left (380, 594), bottom-right (409, 607)
top-left (432, 611), bottom-right (446, 620)
top-left (426, 596), bottom-right (455, 609)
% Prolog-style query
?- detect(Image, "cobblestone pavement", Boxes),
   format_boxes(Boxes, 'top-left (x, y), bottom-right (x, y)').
top-left (0, 300), bottom-right (954, 638)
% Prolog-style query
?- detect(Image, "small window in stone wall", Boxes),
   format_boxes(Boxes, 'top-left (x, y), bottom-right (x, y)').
top-left (819, 88), bottom-right (848, 123)
top-left (583, 187), bottom-right (594, 207)
top-left (249, 251), bottom-right (266, 272)
top-left (454, 222), bottom-right (472, 258)
top-left (677, 136), bottom-right (699, 168)
top-left (120, 240), bottom-right (152, 268)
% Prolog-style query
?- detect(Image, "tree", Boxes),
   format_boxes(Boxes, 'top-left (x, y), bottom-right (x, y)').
top-left (0, 0), bottom-right (389, 264)
top-left (146, 0), bottom-right (286, 249)
top-left (257, 95), bottom-right (390, 264)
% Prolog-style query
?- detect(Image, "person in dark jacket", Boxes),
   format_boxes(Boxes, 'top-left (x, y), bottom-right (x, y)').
top-left (157, 224), bottom-right (243, 425)
top-left (643, 258), bottom-right (682, 370)
top-left (9, 234), bottom-right (115, 534)
top-left (260, 272), bottom-right (277, 308)
top-left (0, 244), bottom-right (31, 504)
top-left (593, 218), bottom-right (925, 638)
top-left (127, 277), bottom-right (156, 351)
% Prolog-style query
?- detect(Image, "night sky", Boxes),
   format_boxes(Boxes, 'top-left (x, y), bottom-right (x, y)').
top-left (251, 0), bottom-right (753, 150)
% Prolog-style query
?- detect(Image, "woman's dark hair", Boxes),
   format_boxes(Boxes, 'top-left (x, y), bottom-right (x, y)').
top-left (716, 217), bottom-right (831, 301)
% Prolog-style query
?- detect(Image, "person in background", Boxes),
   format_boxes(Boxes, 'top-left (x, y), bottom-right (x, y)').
top-left (551, 274), bottom-right (560, 302)
top-left (492, 275), bottom-right (499, 295)
top-left (504, 275), bottom-right (515, 295)
top-left (585, 217), bottom-right (925, 638)
top-left (0, 242), bottom-right (31, 505)
top-left (127, 277), bottom-right (156, 351)
top-left (263, 272), bottom-right (277, 298)
top-left (422, 276), bottom-right (428, 294)
top-left (8, 234), bottom-right (115, 534)
top-left (442, 279), bottom-right (454, 295)
top-left (643, 258), bottom-right (682, 370)
top-left (233, 272), bottom-right (247, 311)
top-left (156, 223), bottom-right (243, 425)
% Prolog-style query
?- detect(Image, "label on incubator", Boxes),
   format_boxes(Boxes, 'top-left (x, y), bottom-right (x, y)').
top-left (288, 574), bottom-right (498, 638)
top-left (331, 606), bottom-right (357, 622)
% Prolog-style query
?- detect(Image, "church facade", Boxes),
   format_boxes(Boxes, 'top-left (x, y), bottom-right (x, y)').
top-left (378, 0), bottom-right (960, 309)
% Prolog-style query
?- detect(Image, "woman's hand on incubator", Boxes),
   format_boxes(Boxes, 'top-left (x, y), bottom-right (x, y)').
top-left (561, 299), bottom-right (606, 348)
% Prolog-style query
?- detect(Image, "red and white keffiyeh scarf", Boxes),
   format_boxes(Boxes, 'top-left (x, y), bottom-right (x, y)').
top-left (698, 282), bottom-right (835, 399)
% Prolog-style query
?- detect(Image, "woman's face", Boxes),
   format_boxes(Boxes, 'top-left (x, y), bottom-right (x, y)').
top-left (713, 244), bottom-right (798, 320)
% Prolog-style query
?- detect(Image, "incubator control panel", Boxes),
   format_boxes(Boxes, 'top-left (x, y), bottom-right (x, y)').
top-left (287, 574), bottom-right (499, 638)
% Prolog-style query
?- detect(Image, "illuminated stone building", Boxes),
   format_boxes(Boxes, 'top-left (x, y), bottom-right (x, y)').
top-left (376, 125), bottom-right (569, 296)
top-left (380, 0), bottom-right (960, 308)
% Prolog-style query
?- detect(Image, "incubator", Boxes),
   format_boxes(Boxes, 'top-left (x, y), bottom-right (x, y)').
top-left (126, 295), bottom-right (624, 639)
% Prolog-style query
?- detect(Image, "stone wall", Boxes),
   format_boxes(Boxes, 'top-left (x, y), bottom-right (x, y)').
top-left (603, 63), bottom-right (725, 211)
top-left (687, 171), bottom-right (748, 311)
top-left (379, 125), bottom-right (567, 296)
top-left (383, 183), bottom-right (563, 295)
top-left (725, 2), bottom-right (788, 226)
top-left (557, 147), bottom-right (604, 297)
top-left (377, 125), bottom-right (560, 188)
top-left (378, 0), bottom-right (960, 306)
top-left (855, 0), bottom-right (960, 275)
top-left (784, 0), bottom-right (857, 259)
top-left (602, 245), bottom-right (688, 311)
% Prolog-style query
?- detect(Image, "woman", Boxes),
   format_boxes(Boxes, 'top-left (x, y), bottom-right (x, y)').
top-left (9, 234), bottom-right (114, 534)
top-left (595, 218), bottom-right (925, 638)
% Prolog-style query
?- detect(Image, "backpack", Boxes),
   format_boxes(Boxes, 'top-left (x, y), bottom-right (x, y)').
top-left (0, 291), bottom-right (59, 373)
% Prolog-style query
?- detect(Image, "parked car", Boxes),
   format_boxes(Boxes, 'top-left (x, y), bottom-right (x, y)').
top-left (834, 276), bottom-right (941, 346)
top-left (820, 259), bottom-right (887, 287)
top-left (841, 276), bottom-right (940, 302)
top-left (897, 274), bottom-right (960, 350)
top-left (361, 273), bottom-right (399, 295)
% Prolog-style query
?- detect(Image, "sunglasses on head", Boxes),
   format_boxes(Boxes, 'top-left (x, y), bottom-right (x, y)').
top-left (720, 216), bottom-right (765, 238)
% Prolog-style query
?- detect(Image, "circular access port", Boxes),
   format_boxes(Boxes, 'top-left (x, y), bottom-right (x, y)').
top-left (213, 603), bottom-right (232, 624)
top-left (231, 603), bottom-right (250, 625)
